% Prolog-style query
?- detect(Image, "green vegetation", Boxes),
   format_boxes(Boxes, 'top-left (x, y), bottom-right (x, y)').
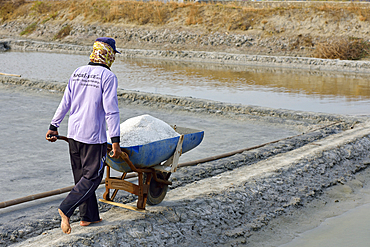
top-left (54, 24), bottom-right (72, 40)
top-left (41, 12), bottom-right (58, 24)
top-left (30, 0), bottom-right (51, 14)
top-left (20, 22), bottom-right (37, 35)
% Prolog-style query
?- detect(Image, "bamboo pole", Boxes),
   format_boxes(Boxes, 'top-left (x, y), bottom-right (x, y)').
top-left (0, 174), bottom-right (137, 209)
top-left (0, 72), bottom-right (21, 77)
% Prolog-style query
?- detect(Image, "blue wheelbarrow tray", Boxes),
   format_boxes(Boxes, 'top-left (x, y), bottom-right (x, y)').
top-left (106, 126), bottom-right (204, 173)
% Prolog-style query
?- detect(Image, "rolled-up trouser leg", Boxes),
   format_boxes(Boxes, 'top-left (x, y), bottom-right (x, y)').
top-left (59, 139), bottom-right (106, 222)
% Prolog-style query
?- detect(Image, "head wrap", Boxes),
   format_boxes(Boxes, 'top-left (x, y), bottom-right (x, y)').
top-left (89, 41), bottom-right (116, 68)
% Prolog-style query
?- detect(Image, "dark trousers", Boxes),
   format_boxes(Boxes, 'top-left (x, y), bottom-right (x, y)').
top-left (59, 139), bottom-right (107, 222)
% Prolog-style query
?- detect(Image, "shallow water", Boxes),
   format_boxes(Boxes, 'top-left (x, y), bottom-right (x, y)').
top-left (280, 202), bottom-right (370, 247)
top-left (1, 51), bottom-right (370, 115)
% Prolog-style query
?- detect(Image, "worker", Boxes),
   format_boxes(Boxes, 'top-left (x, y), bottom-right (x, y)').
top-left (45, 37), bottom-right (122, 234)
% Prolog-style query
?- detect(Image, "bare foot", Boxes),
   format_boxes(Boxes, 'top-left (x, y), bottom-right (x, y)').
top-left (58, 209), bottom-right (71, 234)
top-left (80, 218), bottom-right (102, 226)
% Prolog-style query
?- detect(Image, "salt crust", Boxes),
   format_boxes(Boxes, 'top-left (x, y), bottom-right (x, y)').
top-left (115, 114), bottom-right (180, 147)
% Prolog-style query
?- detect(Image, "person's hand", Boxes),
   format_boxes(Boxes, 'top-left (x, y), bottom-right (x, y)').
top-left (46, 130), bottom-right (58, 142)
top-left (110, 142), bottom-right (122, 159)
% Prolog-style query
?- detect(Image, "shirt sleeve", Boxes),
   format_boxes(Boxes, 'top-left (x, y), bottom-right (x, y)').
top-left (50, 80), bottom-right (72, 129)
top-left (102, 74), bottom-right (120, 143)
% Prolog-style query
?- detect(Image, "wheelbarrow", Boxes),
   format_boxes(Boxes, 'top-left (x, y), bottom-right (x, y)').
top-left (102, 125), bottom-right (204, 210)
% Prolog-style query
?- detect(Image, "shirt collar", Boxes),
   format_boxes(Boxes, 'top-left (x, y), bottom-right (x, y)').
top-left (88, 62), bottom-right (111, 71)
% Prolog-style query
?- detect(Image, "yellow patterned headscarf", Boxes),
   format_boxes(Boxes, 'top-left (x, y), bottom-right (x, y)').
top-left (89, 41), bottom-right (116, 68)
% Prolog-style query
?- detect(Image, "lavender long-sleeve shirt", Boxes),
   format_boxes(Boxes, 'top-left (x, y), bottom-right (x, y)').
top-left (51, 63), bottom-right (120, 144)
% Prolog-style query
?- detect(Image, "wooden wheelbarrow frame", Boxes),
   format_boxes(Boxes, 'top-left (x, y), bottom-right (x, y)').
top-left (102, 135), bottom-right (184, 210)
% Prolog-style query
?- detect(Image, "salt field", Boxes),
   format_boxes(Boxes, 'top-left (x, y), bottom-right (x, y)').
top-left (1, 48), bottom-right (370, 246)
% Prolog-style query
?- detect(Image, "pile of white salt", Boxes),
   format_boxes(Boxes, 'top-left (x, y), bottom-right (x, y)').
top-left (112, 114), bottom-right (180, 147)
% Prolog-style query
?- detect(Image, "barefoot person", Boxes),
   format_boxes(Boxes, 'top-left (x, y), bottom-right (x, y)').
top-left (46, 37), bottom-right (122, 234)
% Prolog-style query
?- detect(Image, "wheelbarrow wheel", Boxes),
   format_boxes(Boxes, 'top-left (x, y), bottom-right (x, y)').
top-left (144, 172), bottom-right (170, 206)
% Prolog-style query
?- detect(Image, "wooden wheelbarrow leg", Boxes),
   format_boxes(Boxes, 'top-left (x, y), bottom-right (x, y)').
top-left (103, 165), bottom-right (111, 201)
top-left (136, 172), bottom-right (152, 209)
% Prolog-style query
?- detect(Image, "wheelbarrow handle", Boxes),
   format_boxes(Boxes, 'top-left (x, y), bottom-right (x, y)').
top-left (47, 134), bottom-right (69, 142)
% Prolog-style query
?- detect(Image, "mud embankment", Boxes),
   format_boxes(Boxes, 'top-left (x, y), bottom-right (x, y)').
top-left (3, 39), bottom-right (370, 74)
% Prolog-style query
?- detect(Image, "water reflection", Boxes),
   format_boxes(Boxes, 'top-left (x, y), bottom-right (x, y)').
top-left (122, 58), bottom-right (370, 100)
top-left (1, 51), bottom-right (370, 115)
